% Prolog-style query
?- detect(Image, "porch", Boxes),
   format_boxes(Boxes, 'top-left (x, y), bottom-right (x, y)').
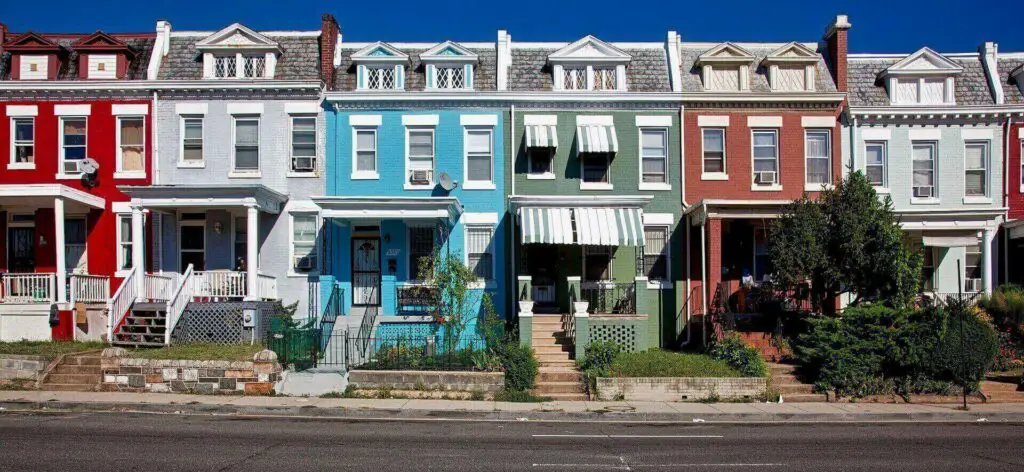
top-left (899, 209), bottom-right (1002, 298)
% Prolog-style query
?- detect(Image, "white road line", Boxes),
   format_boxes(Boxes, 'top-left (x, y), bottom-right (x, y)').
top-left (532, 434), bottom-right (724, 438)
top-left (531, 464), bottom-right (784, 468)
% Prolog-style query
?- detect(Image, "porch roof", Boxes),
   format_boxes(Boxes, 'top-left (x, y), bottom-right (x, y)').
top-left (684, 199), bottom-right (793, 222)
top-left (118, 184), bottom-right (288, 214)
top-left (511, 195), bottom-right (651, 246)
top-left (312, 196), bottom-right (463, 222)
top-left (0, 184), bottom-right (105, 210)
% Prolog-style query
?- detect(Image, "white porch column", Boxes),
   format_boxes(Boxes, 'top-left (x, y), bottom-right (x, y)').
top-left (132, 206), bottom-right (145, 297)
top-left (245, 205), bottom-right (259, 300)
top-left (982, 227), bottom-right (996, 295)
top-left (54, 198), bottom-right (67, 304)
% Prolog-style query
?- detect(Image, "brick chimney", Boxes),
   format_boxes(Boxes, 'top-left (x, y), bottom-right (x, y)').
top-left (320, 14), bottom-right (340, 91)
top-left (823, 14), bottom-right (851, 92)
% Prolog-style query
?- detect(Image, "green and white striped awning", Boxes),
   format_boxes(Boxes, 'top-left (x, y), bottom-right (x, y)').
top-left (576, 124), bottom-right (619, 153)
top-left (525, 124), bottom-right (558, 148)
top-left (518, 207), bottom-right (574, 244)
top-left (517, 206), bottom-right (644, 246)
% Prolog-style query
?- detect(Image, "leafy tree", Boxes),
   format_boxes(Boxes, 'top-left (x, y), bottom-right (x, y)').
top-left (417, 246), bottom-right (486, 350)
top-left (768, 171), bottom-right (921, 312)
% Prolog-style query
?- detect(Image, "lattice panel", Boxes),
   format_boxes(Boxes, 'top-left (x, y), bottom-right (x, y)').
top-left (436, 67), bottom-right (465, 89)
top-left (589, 323), bottom-right (637, 352)
top-left (368, 67), bottom-right (396, 89)
top-left (172, 301), bottom-right (283, 344)
top-left (375, 322), bottom-right (436, 340)
top-left (244, 56), bottom-right (266, 78)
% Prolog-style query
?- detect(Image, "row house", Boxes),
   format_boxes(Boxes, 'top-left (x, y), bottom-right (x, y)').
top-left (0, 26), bottom-right (155, 341)
top-left (682, 17), bottom-right (848, 336)
top-left (996, 51), bottom-right (1024, 285)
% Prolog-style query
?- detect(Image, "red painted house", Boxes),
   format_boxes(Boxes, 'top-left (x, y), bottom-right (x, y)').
top-left (0, 25), bottom-right (155, 341)
top-left (679, 16), bottom-right (849, 341)
top-left (998, 51), bottom-right (1024, 285)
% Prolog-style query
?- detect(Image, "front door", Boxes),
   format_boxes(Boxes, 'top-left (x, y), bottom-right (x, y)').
top-left (7, 227), bottom-right (35, 273)
top-left (180, 224), bottom-right (206, 271)
top-left (352, 238), bottom-right (381, 306)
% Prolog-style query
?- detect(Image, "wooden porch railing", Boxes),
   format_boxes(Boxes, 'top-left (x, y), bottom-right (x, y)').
top-left (107, 268), bottom-right (138, 342)
top-left (0, 273), bottom-right (56, 304)
top-left (69, 274), bottom-right (109, 304)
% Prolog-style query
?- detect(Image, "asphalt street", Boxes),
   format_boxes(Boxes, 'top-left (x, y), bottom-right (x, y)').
top-left (0, 412), bottom-right (1021, 471)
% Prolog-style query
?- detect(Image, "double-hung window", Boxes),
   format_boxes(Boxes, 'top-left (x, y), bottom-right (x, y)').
top-left (11, 117), bottom-right (34, 167)
top-left (865, 141), bottom-right (887, 187)
top-left (117, 116), bottom-right (145, 174)
top-left (581, 153), bottom-right (612, 185)
top-left (805, 130), bottom-right (831, 187)
top-left (965, 244), bottom-right (982, 292)
top-left (702, 128), bottom-right (725, 174)
top-left (291, 214), bottom-right (318, 274)
top-left (353, 128), bottom-right (377, 176)
top-left (643, 226), bottom-right (669, 282)
top-left (60, 117), bottom-right (87, 174)
top-left (640, 129), bottom-right (668, 185)
top-left (912, 142), bottom-right (936, 199)
top-left (181, 117), bottom-right (204, 165)
top-left (752, 130), bottom-right (779, 187)
top-left (290, 116), bottom-right (317, 174)
top-left (233, 116), bottom-right (260, 174)
top-left (964, 141), bottom-right (988, 197)
top-left (406, 128), bottom-right (435, 187)
top-left (466, 225), bottom-right (494, 282)
top-left (117, 215), bottom-right (133, 271)
top-left (465, 128), bottom-right (493, 186)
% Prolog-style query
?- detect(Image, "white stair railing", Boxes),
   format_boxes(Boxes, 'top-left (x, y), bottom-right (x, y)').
top-left (70, 274), bottom-right (110, 304)
top-left (0, 273), bottom-right (56, 304)
top-left (164, 264), bottom-right (195, 346)
top-left (143, 273), bottom-right (178, 301)
top-left (107, 268), bottom-right (138, 342)
top-left (193, 271), bottom-right (247, 299)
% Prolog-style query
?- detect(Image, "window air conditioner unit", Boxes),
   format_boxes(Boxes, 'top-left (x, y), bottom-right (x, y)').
top-left (913, 186), bottom-right (934, 198)
top-left (410, 169), bottom-right (432, 185)
top-left (293, 157), bottom-right (315, 171)
top-left (67, 161), bottom-right (83, 174)
top-left (295, 256), bottom-right (314, 270)
top-left (755, 171), bottom-right (777, 185)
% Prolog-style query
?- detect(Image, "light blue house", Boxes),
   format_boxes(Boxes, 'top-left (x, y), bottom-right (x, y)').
top-left (316, 39), bottom-right (508, 341)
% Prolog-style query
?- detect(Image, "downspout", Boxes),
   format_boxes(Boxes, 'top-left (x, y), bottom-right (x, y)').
top-left (679, 104), bottom-right (687, 207)
top-left (849, 114), bottom-right (857, 175)
top-left (510, 103), bottom-right (517, 316)
top-left (677, 104), bottom-right (693, 348)
top-left (1003, 115), bottom-right (1013, 284)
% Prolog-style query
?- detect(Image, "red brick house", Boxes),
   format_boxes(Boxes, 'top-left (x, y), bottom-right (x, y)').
top-left (997, 51), bottom-right (1024, 285)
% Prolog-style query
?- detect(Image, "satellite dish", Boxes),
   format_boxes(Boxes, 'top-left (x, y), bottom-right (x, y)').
top-left (438, 172), bottom-right (458, 192)
top-left (79, 158), bottom-right (100, 175)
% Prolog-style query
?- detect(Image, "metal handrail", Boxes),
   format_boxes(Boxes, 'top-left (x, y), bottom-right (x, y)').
top-left (580, 282), bottom-right (637, 314)
top-left (563, 286), bottom-right (578, 348)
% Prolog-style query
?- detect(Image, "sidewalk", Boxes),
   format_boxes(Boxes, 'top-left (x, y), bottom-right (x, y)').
top-left (3, 390), bottom-right (1024, 422)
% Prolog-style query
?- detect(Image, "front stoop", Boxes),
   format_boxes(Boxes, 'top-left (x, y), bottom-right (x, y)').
top-left (40, 354), bottom-right (102, 392)
top-left (768, 362), bottom-right (827, 403)
top-left (981, 380), bottom-right (1024, 403)
top-left (531, 315), bottom-right (586, 401)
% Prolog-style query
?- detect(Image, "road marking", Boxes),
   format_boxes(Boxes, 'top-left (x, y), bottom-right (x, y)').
top-left (532, 434), bottom-right (724, 438)
top-left (532, 464), bottom-right (784, 468)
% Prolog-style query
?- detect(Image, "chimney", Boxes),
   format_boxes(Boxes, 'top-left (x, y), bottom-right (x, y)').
top-left (979, 42), bottom-right (1004, 105)
top-left (320, 14), bottom-right (340, 91)
top-left (823, 14), bottom-right (851, 92)
top-left (497, 30), bottom-right (511, 91)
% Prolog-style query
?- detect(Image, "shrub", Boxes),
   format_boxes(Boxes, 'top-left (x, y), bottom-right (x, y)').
top-left (609, 350), bottom-right (741, 378)
top-left (978, 285), bottom-right (1024, 334)
top-left (708, 335), bottom-right (768, 378)
top-left (929, 299), bottom-right (999, 390)
top-left (578, 341), bottom-right (621, 372)
top-left (499, 343), bottom-right (539, 392)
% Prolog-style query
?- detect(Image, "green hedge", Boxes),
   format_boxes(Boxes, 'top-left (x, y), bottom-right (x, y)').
top-left (708, 334), bottom-right (769, 378)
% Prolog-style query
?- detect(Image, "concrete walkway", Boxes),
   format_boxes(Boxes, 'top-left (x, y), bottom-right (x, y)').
top-left (3, 390), bottom-right (1024, 422)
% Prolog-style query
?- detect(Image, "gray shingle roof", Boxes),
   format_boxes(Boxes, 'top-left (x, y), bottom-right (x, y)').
top-left (847, 55), bottom-right (995, 107)
top-left (998, 58), bottom-right (1024, 105)
top-left (0, 35), bottom-right (154, 81)
top-left (677, 44), bottom-right (837, 93)
top-left (159, 35), bottom-right (321, 81)
top-left (333, 46), bottom-right (497, 91)
top-left (508, 47), bottom-right (671, 92)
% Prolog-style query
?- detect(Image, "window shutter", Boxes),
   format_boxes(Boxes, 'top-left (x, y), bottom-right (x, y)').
top-left (464, 64), bottom-right (473, 89)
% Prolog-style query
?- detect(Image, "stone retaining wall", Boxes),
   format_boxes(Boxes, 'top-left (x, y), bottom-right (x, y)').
top-left (0, 355), bottom-right (48, 385)
top-left (349, 370), bottom-right (505, 393)
top-left (597, 377), bottom-right (767, 401)
top-left (100, 348), bottom-right (282, 395)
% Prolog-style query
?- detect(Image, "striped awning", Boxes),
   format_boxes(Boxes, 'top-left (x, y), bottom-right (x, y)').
top-left (576, 124), bottom-right (619, 153)
top-left (518, 207), bottom-right (574, 245)
top-left (525, 124), bottom-right (558, 148)
top-left (573, 208), bottom-right (644, 246)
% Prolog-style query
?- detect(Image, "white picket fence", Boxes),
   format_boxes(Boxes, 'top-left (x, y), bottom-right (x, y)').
top-left (143, 273), bottom-right (179, 301)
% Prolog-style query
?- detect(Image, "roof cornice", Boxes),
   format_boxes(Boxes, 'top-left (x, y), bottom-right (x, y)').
top-left (0, 79), bottom-right (323, 92)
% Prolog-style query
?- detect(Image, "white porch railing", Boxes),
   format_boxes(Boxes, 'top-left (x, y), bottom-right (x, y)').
top-left (164, 264), bottom-right (195, 346)
top-left (70, 274), bottom-right (109, 304)
top-left (193, 271), bottom-right (247, 299)
top-left (965, 278), bottom-right (983, 293)
top-left (0, 273), bottom-right (56, 304)
top-left (143, 273), bottom-right (178, 301)
top-left (107, 268), bottom-right (138, 342)
top-left (256, 273), bottom-right (278, 300)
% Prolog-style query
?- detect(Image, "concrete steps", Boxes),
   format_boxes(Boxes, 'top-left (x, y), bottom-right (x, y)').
top-left (767, 362), bottom-right (821, 402)
top-left (981, 381), bottom-right (1024, 403)
top-left (531, 315), bottom-right (585, 400)
top-left (40, 354), bottom-right (102, 392)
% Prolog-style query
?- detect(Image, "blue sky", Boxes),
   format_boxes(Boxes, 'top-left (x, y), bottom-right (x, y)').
top-left (2, 0), bottom-right (1019, 54)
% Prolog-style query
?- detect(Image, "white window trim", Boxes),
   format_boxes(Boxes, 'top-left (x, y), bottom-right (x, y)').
top-left (750, 128), bottom-right (781, 191)
top-left (889, 76), bottom-right (955, 106)
top-left (57, 116), bottom-right (87, 180)
top-left (464, 223), bottom-right (497, 288)
top-left (288, 114), bottom-right (318, 177)
top-left (963, 140), bottom-right (991, 204)
top-left (910, 141), bottom-right (939, 205)
top-left (864, 140), bottom-right (889, 193)
top-left (359, 64), bottom-right (404, 91)
top-left (463, 126), bottom-right (495, 190)
top-left (404, 126), bottom-right (436, 190)
top-left (230, 115), bottom-right (261, 178)
top-left (428, 63), bottom-right (473, 91)
top-left (700, 127), bottom-right (727, 180)
top-left (643, 224), bottom-right (672, 289)
top-left (9, 116), bottom-right (35, 170)
top-left (115, 214), bottom-right (134, 277)
top-left (178, 115), bottom-right (205, 168)
top-left (527, 148), bottom-right (556, 180)
top-left (638, 127), bottom-right (671, 191)
top-left (114, 115), bottom-right (147, 179)
top-left (803, 129), bottom-right (833, 192)
top-left (288, 211), bottom-right (321, 277)
top-left (351, 126), bottom-right (379, 180)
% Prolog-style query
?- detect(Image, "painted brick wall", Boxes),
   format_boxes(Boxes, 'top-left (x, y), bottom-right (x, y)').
top-left (1007, 123), bottom-right (1024, 219)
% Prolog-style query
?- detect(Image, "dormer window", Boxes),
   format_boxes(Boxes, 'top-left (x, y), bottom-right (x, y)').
top-left (1012, 65), bottom-right (1024, 97)
top-left (352, 42), bottom-right (408, 91)
top-left (214, 55), bottom-right (236, 78)
top-left (73, 31), bottom-right (134, 80)
top-left (197, 23), bottom-right (281, 80)
top-left (763, 42), bottom-right (819, 92)
top-left (549, 36), bottom-right (631, 92)
top-left (421, 41), bottom-right (477, 91)
top-left (3, 32), bottom-right (62, 81)
top-left (21, 56), bottom-right (47, 79)
top-left (696, 43), bottom-right (755, 92)
top-left (366, 66), bottom-right (397, 89)
top-left (881, 47), bottom-right (962, 106)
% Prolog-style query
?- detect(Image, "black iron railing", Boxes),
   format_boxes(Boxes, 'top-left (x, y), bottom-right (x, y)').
top-left (350, 335), bottom-right (489, 371)
top-left (396, 284), bottom-right (439, 316)
top-left (581, 282), bottom-right (636, 314)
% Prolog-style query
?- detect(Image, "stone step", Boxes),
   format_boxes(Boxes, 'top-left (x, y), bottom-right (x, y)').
top-left (41, 383), bottom-right (98, 392)
top-left (538, 360), bottom-right (576, 368)
top-left (533, 345), bottom-right (573, 354)
top-left (69, 356), bottom-right (101, 366)
top-left (770, 374), bottom-right (801, 384)
top-left (768, 363), bottom-right (798, 374)
top-left (53, 364), bottom-right (101, 375)
top-left (538, 392), bottom-right (588, 401)
top-left (45, 373), bottom-right (101, 385)
top-left (782, 393), bottom-right (829, 403)
top-left (534, 381), bottom-right (582, 394)
top-left (538, 371), bottom-right (582, 382)
top-left (536, 354), bottom-right (573, 363)
top-left (530, 338), bottom-right (569, 347)
top-left (775, 383), bottom-right (814, 395)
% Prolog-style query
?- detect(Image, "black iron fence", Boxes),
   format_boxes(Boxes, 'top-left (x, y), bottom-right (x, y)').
top-left (350, 334), bottom-right (490, 371)
top-left (581, 283), bottom-right (637, 314)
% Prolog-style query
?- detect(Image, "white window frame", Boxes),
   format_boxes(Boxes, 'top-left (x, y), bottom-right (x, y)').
top-left (643, 224), bottom-right (671, 287)
top-left (751, 129), bottom-right (781, 191)
top-left (965, 243), bottom-right (982, 292)
top-left (431, 65), bottom-right (468, 90)
top-left (579, 152), bottom-right (613, 190)
top-left (700, 127), bottom-right (727, 180)
top-left (463, 127), bottom-right (495, 190)
top-left (178, 115), bottom-right (205, 168)
top-left (242, 55), bottom-right (266, 78)
top-left (362, 65), bottom-right (401, 90)
top-left (911, 141), bottom-right (938, 203)
top-left (214, 55), bottom-right (237, 78)
top-left (58, 116), bottom-right (88, 178)
top-left (639, 128), bottom-right (670, 191)
top-left (288, 212), bottom-right (320, 277)
top-left (963, 140), bottom-right (990, 202)
top-left (230, 115), bottom-right (261, 177)
top-left (351, 127), bottom-right (379, 179)
top-left (864, 141), bottom-right (888, 190)
top-left (404, 127), bottom-right (436, 190)
top-left (464, 224), bottom-right (496, 286)
top-left (891, 76), bottom-right (954, 106)
top-left (557, 64), bottom-right (626, 92)
top-left (527, 147), bottom-right (556, 180)
top-left (592, 67), bottom-right (617, 90)
top-left (582, 245), bottom-right (614, 284)
top-left (288, 115), bottom-right (318, 177)
top-left (115, 115), bottom-right (146, 179)
top-left (563, 67), bottom-right (587, 90)
top-left (115, 214), bottom-right (134, 276)
top-left (803, 129), bottom-right (832, 191)
top-left (10, 117), bottom-right (35, 170)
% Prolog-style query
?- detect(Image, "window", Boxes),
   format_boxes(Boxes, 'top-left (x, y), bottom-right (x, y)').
top-left (563, 67), bottom-right (586, 90)
top-left (752, 130), bottom-right (779, 186)
top-left (434, 66), bottom-right (465, 89)
top-left (406, 128), bottom-right (435, 186)
top-left (117, 215), bottom-right (133, 271)
top-left (709, 67), bottom-right (741, 91)
top-left (640, 129), bottom-right (668, 184)
top-left (921, 78), bottom-right (946, 104)
top-left (466, 226), bottom-right (494, 281)
top-left (65, 218), bottom-right (87, 273)
top-left (893, 77), bottom-right (950, 105)
top-left (290, 116), bottom-right (317, 173)
top-left (921, 247), bottom-right (935, 291)
top-left (965, 244), bottom-right (982, 292)
top-left (215, 56), bottom-right (236, 78)
top-left (702, 128), bottom-right (725, 174)
top-left (593, 68), bottom-right (616, 90)
top-left (11, 117), bottom-right (34, 166)
top-left (528, 148), bottom-right (554, 176)
top-left (60, 117), bottom-right (87, 174)
top-left (354, 128), bottom-right (377, 175)
top-left (560, 67), bottom-right (621, 91)
top-left (964, 141), bottom-right (988, 197)
top-left (233, 117), bottom-right (259, 173)
top-left (233, 217), bottom-right (247, 271)
top-left (643, 226), bottom-right (669, 282)
top-left (117, 116), bottom-right (145, 174)
top-left (465, 128), bottom-right (493, 185)
top-left (581, 153), bottom-right (612, 184)
top-left (775, 66), bottom-right (806, 91)
top-left (583, 246), bottom-right (613, 282)
top-left (243, 55), bottom-right (265, 78)
top-left (181, 117), bottom-right (204, 164)
top-left (408, 226), bottom-right (435, 279)
top-left (805, 130), bottom-right (831, 186)
top-left (291, 214), bottom-right (318, 274)
top-left (912, 142), bottom-right (936, 199)
top-left (366, 66), bottom-right (397, 90)
top-left (865, 141), bottom-right (887, 187)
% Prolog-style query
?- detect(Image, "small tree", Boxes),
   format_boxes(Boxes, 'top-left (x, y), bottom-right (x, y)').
top-left (418, 248), bottom-right (486, 350)
top-left (768, 171), bottom-right (921, 312)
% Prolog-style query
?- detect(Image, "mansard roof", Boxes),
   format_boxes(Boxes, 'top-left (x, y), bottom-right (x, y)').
top-left (677, 42), bottom-right (836, 93)
top-left (159, 30), bottom-right (320, 81)
top-left (0, 31), bottom-right (155, 81)
top-left (334, 42), bottom-right (497, 91)
top-left (848, 53), bottom-right (994, 107)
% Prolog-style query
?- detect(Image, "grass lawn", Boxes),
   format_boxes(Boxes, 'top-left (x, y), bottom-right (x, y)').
top-left (124, 343), bottom-right (265, 362)
top-left (0, 341), bottom-right (107, 360)
top-left (608, 350), bottom-right (743, 378)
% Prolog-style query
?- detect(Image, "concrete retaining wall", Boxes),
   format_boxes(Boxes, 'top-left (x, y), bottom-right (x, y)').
top-left (597, 377), bottom-right (767, 401)
top-left (349, 370), bottom-right (504, 393)
top-left (100, 349), bottom-right (282, 395)
top-left (0, 355), bottom-right (48, 383)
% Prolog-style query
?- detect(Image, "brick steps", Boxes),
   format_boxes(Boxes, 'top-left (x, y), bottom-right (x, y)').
top-left (40, 354), bottom-right (101, 392)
